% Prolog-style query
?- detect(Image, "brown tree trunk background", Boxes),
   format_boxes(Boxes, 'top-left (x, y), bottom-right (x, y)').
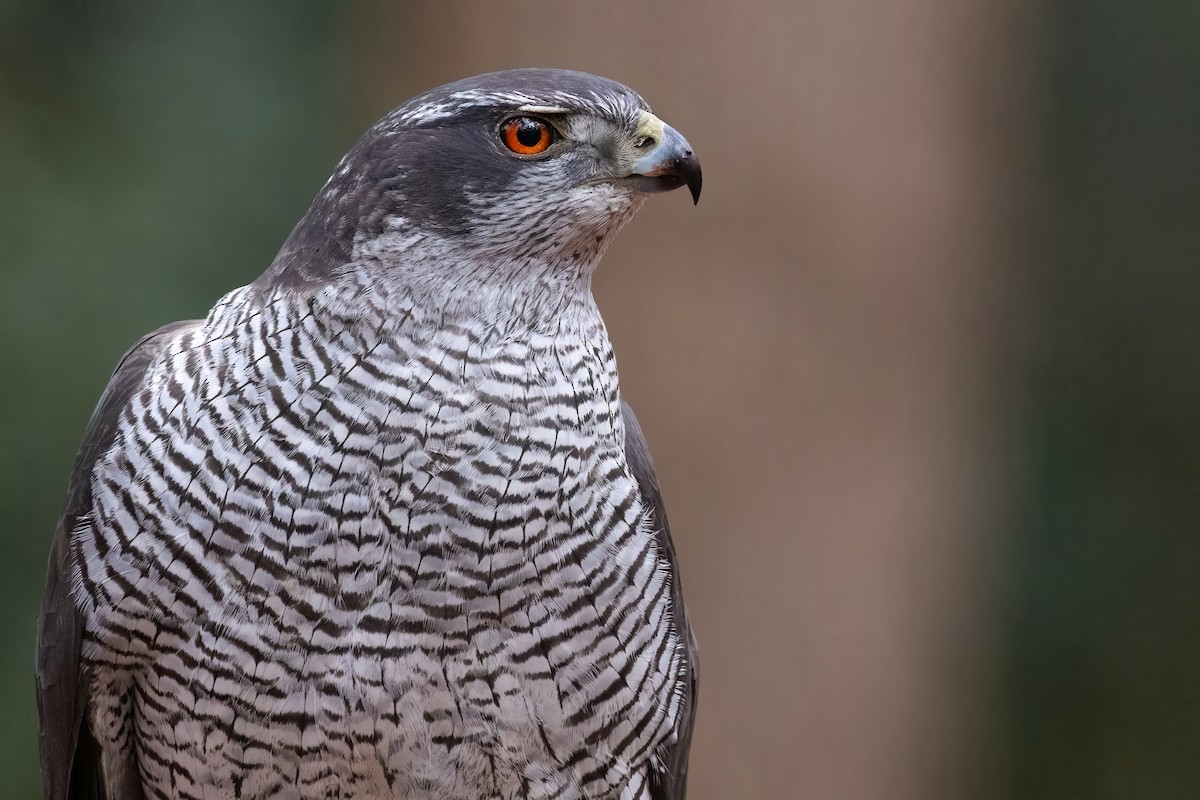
top-left (353, 3), bottom-right (1033, 797)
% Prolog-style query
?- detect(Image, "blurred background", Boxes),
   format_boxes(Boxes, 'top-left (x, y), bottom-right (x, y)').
top-left (2, 1), bottom-right (1197, 797)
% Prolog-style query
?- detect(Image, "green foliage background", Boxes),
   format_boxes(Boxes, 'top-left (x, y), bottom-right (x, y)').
top-left (1006, 0), bottom-right (1200, 795)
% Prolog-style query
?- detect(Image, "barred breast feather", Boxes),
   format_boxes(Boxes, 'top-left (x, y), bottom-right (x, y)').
top-left (47, 279), bottom-right (689, 800)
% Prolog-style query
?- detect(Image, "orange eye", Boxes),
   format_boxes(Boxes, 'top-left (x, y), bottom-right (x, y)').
top-left (502, 117), bottom-right (555, 155)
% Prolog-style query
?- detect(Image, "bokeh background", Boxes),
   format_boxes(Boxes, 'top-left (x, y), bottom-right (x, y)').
top-left (2, 1), bottom-right (1197, 798)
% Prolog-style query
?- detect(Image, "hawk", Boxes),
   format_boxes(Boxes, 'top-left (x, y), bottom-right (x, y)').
top-left (37, 68), bottom-right (700, 800)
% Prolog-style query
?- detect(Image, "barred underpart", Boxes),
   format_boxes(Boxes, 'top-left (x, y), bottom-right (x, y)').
top-left (75, 264), bottom-right (685, 798)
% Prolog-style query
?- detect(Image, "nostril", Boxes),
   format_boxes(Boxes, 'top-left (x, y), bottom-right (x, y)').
top-left (636, 136), bottom-right (657, 149)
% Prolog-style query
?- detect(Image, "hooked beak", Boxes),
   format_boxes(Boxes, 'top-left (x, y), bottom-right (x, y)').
top-left (627, 120), bottom-right (703, 204)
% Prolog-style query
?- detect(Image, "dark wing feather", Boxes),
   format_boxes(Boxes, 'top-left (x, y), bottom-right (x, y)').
top-left (36, 320), bottom-right (200, 800)
top-left (621, 401), bottom-right (698, 800)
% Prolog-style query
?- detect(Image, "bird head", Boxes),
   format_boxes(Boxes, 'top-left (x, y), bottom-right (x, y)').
top-left (261, 69), bottom-right (701, 296)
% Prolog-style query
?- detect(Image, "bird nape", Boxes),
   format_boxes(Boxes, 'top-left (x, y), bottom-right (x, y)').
top-left (37, 68), bottom-right (699, 800)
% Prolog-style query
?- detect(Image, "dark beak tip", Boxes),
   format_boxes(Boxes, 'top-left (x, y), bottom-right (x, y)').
top-left (669, 147), bottom-right (701, 205)
top-left (685, 158), bottom-right (702, 205)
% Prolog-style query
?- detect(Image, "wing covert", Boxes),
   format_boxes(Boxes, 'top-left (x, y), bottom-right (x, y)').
top-left (621, 401), bottom-right (698, 800)
top-left (36, 320), bottom-right (199, 800)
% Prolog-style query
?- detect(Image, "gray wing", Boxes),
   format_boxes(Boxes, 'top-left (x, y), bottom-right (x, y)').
top-left (36, 320), bottom-right (200, 800)
top-left (621, 401), bottom-right (698, 800)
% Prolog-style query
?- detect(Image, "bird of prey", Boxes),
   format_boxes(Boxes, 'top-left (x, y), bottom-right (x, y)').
top-left (36, 69), bottom-right (700, 800)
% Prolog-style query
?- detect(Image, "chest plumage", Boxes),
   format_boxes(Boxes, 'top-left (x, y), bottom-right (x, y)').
top-left (74, 286), bottom-right (683, 799)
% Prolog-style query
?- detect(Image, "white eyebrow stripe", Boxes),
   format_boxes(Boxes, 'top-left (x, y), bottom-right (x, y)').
top-left (517, 104), bottom-right (572, 115)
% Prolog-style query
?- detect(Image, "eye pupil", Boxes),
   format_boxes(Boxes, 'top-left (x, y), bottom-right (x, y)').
top-left (516, 119), bottom-right (544, 147)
